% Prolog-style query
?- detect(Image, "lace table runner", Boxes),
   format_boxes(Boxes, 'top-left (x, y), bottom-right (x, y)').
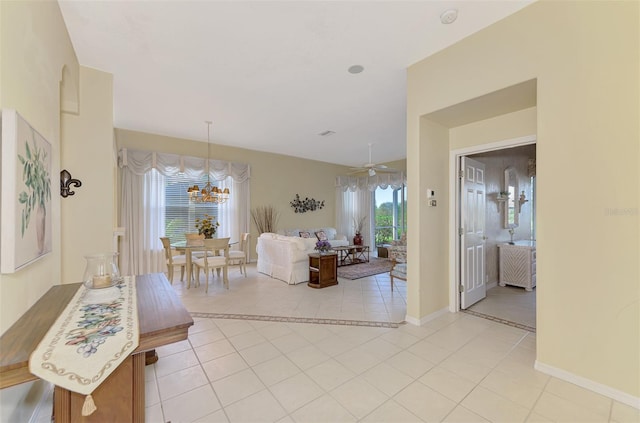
top-left (29, 276), bottom-right (139, 415)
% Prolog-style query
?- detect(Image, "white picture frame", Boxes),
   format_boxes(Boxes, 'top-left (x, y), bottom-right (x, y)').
top-left (1, 109), bottom-right (53, 273)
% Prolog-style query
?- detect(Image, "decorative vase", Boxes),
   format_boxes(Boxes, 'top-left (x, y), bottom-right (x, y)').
top-left (36, 206), bottom-right (46, 254)
top-left (83, 252), bottom-right (122, 290)
top-left (353, 233), bottom-right (363, 246)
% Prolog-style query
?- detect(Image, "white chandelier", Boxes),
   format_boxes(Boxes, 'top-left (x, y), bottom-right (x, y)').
top-left (187, 121), bottom-right (230, 204)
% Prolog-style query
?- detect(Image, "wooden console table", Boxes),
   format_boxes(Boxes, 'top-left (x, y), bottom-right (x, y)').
top-left (308, 253), bottom-right (338, 289)
top-left (0, 273), bottom-right (193, 422)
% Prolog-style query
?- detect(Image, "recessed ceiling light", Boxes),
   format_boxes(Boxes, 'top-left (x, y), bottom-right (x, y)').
top-left (348, 65), bottom-right (364, 74)
top-left (440, 9), bottom-right (458, 24)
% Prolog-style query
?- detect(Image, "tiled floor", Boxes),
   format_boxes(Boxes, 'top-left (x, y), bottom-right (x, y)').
top-left (173, 263), bottom-right (408, 324)
top-left (466, 285), bottom-right (536, 330)
top-left (144, 265), bottom-right (639, 422)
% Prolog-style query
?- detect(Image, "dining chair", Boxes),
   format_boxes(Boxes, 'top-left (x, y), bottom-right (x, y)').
top-left (160, 237), bottom-right (188, 284)
top-left (185, 232), bottom-right (208, 258)
top-left (192, 237), bottom-right (231, 292)
top-left (228, 233), bottom-right (250, 276)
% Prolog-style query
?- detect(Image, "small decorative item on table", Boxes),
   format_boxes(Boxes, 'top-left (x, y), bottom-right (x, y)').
top-left (315, 239), bottom-right (332, 255)
top-left (353, 216), bottom-right (367, 246)
top-left (82, 252), bottom-right (123, 303)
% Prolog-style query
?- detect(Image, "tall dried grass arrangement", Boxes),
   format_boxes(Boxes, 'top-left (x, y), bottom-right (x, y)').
top-left (251, 205), bottom-right (280, 234)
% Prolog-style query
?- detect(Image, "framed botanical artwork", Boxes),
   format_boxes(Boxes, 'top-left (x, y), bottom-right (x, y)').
top-left (1, 109), bottom-right (52, 273)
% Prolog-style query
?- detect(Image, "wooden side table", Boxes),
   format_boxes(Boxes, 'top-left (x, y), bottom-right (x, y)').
top-left (308, 253), bottom-right (338, 289)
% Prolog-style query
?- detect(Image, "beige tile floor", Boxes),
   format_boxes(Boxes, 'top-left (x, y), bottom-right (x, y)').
top-left (172, 263), bottom-right (408, 324)
top-left (143, 265), bottom-right (639, 422)
top-left (467, 285), bottom-right (536, 330)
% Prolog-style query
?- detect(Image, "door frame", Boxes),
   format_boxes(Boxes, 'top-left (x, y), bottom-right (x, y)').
top-left (448, 134), bottom-right (537, 312)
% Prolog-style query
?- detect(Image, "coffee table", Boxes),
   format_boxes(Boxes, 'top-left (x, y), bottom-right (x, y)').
top-left (334, 245), bottom-right (369, 267)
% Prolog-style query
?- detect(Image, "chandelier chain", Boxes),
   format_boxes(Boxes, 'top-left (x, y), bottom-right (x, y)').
top-left (186, 121), bottom-right (230, 204)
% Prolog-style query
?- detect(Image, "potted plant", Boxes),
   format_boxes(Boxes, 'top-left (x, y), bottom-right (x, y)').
top-left (18, 140), bottom-right (51, 253)
top-left (251, 205), bottom-right (280, 234)
top-left (195, 214), bottom-right (220, 238)
top-left (353, 215), bottom-right (367, 246)
top-left (497, 191), bottom-right (510, 201)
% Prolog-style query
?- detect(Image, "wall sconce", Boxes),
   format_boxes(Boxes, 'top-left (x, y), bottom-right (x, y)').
top-left (60, 169), bottom-right (82, 198)
top-left (518, 190), bottom-right (528, 213)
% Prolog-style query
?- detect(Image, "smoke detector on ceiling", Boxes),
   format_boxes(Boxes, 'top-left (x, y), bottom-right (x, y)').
top-left (440, 9), bottom-right (458, 24)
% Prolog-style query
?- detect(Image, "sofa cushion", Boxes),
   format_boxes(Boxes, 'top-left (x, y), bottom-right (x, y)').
top-left (291, 237), bottom-right (307, 251)
top-left (315, 230), bottom-right (328, 241)
top-left (302, 237), bottom-right (318, 250)
top-left (321, 227), bottom-right (337, 240)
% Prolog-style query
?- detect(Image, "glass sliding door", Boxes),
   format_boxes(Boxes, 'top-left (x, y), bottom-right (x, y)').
top-left (374, 185), bottom-right (406, 246)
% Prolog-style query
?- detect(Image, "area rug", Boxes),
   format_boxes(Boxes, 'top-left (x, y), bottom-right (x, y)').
top-left (337, 257), bottom-right (394, 280)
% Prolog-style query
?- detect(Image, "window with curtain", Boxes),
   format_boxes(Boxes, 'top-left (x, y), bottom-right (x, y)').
top-left (164, 173), bottom-right (222, 243)
top-left (335, 173), bottom-right (407, 249)
top-left (118, 148), bottom-right (250, 276)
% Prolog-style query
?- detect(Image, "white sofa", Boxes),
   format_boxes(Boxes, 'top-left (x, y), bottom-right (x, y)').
top-left (256, 228), bottom-right (349, 284)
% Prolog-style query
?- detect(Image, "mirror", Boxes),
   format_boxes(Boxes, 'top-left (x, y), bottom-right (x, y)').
top-left (504, 167), bottom-right (519, 228)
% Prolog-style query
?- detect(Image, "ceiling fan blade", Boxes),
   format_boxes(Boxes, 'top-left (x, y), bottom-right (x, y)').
top-left (373, 167), bottom-right (398, 173)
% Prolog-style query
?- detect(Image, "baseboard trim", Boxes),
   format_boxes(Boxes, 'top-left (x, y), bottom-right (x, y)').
top-left (405, 307), bottom-right (449, 326)
top-left (534, 360), bottom-right (640, 410)
top-left (28, 381), bottom-right (53, 423)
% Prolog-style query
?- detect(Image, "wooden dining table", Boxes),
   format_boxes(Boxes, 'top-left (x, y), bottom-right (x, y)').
top-left (171, 239), bottom-right (236, 288)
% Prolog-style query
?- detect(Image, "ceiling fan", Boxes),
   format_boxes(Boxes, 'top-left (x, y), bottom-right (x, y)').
top-left (348, 143), bottom-right (397, 176)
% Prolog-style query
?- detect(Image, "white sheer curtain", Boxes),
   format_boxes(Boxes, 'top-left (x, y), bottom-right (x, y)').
top-left (119, 149), bottom-right (250, 276)
top-left (335, 173), bottom-right (406, 247)
top-left (216, 175), bottom-right (251, 243)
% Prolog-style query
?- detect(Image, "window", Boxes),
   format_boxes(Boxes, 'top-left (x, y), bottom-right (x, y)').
top-left (164, 173), bottom-right (220, 243)
top-left (374, 185), bottom-right (407, 245)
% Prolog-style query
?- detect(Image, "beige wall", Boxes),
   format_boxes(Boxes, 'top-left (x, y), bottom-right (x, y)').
top-left (60, 66), bottom-right (115, 284)
top-left (115, 129), bottom-right (353, 255)
top-left (449, 107), bottom-right (536, 150)
top-left (0, 0), bottom-right (79, 420)
top-left (0, 0), bottom-right (78, 333)
top-left (408, 1), bottom-right (638, 399)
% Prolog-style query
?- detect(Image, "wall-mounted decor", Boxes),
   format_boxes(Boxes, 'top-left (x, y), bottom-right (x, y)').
top-left (60, 169), bottom-right (82, 198)
top-left (290, 194), bottom-right (324, 213)
top-left (1, 109), bottom-right (52, 273)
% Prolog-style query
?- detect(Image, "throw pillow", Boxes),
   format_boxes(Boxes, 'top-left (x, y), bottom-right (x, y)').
top-left (315, 230), bottom-right (328, 241)
top-left (299, 231), bottom-right (311, 238)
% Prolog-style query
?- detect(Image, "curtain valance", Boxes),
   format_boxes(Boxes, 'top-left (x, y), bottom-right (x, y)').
top-left (118, 148), bottom-right (250, 182)
top-left (335, 172), bottom-right (406, 192)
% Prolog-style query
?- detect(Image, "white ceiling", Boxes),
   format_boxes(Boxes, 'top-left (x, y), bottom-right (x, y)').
top-left (58, 0), bottom-right (533, 167)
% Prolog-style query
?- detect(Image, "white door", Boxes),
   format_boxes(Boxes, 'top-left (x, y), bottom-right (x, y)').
top-left (460, 157), bottom-right (486, 309)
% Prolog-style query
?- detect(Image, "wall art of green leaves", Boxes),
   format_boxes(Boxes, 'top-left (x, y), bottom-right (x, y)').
top-left (17, 140), bottom-right (51, 236)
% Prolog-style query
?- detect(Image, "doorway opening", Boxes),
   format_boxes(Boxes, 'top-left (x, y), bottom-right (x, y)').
top-left (451, 136), bottom-right (537, 331)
